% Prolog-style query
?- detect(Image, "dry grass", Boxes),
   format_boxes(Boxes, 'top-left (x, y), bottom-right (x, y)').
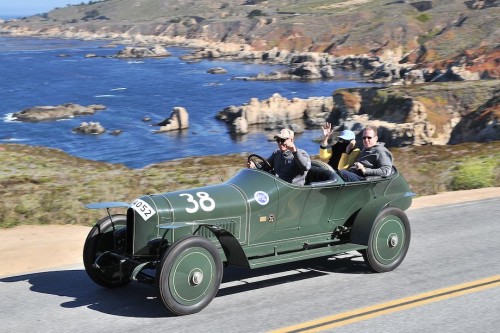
top-left (1, 142), bottom-right (499, 228)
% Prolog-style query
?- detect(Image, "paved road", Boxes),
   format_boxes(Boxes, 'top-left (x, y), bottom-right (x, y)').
top-left (1, 197), bottom-right (499, 333)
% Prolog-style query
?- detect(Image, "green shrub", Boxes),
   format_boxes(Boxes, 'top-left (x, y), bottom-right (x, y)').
top-left (416, 13), bottom-right (431, 23)
top-left (247, 9), bottom-right (266, 18)
top-left (450, 158), bottom-right (496, 190)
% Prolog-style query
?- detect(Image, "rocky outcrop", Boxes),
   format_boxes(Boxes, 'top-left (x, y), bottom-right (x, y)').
top-left (326, 81), bottom-right (499, 146)
top-left (449, 95), bottom-right (500, 143)
top-left (188, 47), bottom-right (382, 81)
top-left (216, 81), bottom-right (499, 145)
top-left (72, 121), bottom-right (106, 135)
top-left (207, 67), bottom-right (228, 74)
top-left (1, 0), bottom-right (498, 81)
top-left (243, 61), bottom-right (335, 81)
top-left (2, 1), bottom-right (498, 146)
top-left (410, 1), bottom-right (433, 11)
top-left (466, 0), bottom-right (497, 9)
top-left (216, 93), bottom-right (333, 134)
top-left (13, 103), bottom-right (106, 122)
top-left (154, 107), bottom-right (189, 132)
top-left (115, 45), bottom-right (171, 58)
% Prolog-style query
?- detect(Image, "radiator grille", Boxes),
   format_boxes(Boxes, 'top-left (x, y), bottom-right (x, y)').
top-left (195, 219), bottom-right (238, 239)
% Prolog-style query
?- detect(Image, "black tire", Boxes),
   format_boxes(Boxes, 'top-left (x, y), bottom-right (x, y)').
top-left (158, 236), bottom-right (223, 315)
top-left (83, 214), bottom-right (130, 288)
top-left (362, 207), bottom-right (411, 273)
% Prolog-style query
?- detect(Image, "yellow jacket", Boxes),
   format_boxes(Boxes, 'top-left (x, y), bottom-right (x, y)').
top-left (319, 146), bottom-right (361, 170)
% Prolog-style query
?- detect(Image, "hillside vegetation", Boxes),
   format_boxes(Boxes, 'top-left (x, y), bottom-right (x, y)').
top-left (3, 0), bottom-right (499, 76)
top-left (1, 142), bottom-right (499, 228)
top-left (1, 1), bottom-right (498, 228)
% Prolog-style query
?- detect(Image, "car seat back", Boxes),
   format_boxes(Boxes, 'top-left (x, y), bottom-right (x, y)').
top-left (305, 160), bottom-right (337, 185)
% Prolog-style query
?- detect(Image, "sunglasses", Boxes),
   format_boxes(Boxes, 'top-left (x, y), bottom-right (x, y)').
top-left (276, 138), bottom-right (287, 144)
top-left (362, 136), bottom-right (373, 140)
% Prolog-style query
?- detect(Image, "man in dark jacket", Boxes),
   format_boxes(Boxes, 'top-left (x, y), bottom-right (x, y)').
top-left (268, 128), bottom-right (311, 185)
top-left (338, 126), bottom-right (393, 182)
top-left (248, 128), bottom-right (311, 185)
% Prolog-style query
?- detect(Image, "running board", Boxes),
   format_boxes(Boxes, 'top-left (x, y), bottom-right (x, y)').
top-left (248, 243), bottom-right (367, 269)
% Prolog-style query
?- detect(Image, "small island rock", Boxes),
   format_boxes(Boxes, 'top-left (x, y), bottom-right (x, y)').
top-left (154, 107), bottom-right (189, 133)
top-left (73, 122), bottom-right (106, 135)
top-left (13, 103), bottom-right (106, 122)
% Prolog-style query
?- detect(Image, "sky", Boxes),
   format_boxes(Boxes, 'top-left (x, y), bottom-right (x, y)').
top-left (0, 0), bottom-right (87, 17)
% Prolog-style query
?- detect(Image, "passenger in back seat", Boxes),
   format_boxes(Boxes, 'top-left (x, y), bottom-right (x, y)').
top-left (319, 123), bottom-right (360, 171)
top-left (338, 126), bottom-right (393, 182)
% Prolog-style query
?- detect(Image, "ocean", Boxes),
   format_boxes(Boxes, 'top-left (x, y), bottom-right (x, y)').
top-left (0, 36), bottom-right (375, 168)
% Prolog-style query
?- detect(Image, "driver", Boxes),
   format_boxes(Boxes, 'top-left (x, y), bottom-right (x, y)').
top-left (248, 128), bottom-right (311, 185)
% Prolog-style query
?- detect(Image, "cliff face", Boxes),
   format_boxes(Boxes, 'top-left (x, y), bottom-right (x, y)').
top-left (217, 81), bottom-right (499, 146)
top-left (341, 80), bottom-right (500, 146)
top-left (1, 0), bottom-right (498, 78)
top-left (1, 0), bottom-right (498, 145)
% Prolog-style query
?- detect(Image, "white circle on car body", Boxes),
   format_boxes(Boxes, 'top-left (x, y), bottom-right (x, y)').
top-left (254, 191), bottom-right (269, 205)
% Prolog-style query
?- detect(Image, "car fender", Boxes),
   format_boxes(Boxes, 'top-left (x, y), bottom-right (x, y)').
top-left (350, 192), bottom-right (414, 245)
top-left (158, 222), bottom-right (250, 268)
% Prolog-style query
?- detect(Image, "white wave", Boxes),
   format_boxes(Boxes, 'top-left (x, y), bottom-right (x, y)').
top-left (127, 60), bottom-right (144, 64)
top-left (2, 113), bottom-right (18, 122)
top-left (95, 94), bottom-right (116, 98)
top-left (111, 87), bottom-right (127, 91)
top-left (203, 82), bottom-right (223, 87)
top-left (1, 137), bottom-right (26, 142)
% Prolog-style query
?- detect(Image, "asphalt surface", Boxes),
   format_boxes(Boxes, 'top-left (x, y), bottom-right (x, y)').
top-left (1, 196), bottom-right (499, 333)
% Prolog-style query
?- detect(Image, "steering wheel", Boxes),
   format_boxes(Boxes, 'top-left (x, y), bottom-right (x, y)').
top-left (247, 154), bottom-right (274, 173)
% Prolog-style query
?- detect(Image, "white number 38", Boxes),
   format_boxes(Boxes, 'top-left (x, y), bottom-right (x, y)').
top-left (179, 192), bottom-right (216, 213)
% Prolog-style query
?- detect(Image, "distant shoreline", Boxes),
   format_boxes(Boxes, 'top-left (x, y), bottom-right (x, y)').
top-left (0, 15), bottom-right (24, 20)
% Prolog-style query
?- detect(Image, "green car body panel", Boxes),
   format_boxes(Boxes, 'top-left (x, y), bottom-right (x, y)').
top-left (84, 162), bottom-right (414, 315)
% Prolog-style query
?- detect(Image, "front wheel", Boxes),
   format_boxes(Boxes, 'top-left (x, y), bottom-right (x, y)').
top-left (362, 207), bottom-right (411, 273)
top-left (83, 214), bottom-right (130, 288)
top-left (158, 236), bottom-right (223, 315)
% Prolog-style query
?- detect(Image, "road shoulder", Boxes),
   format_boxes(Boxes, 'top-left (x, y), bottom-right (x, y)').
top-left (1, 187), bottom-right (498, 277)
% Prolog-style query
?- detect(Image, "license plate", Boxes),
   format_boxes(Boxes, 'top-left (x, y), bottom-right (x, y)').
top-left (131, 199), bottom-right (156, 221)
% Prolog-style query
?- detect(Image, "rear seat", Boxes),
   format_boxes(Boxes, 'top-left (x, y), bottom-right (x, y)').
top-left (305, 161), bottom-right (338, 186)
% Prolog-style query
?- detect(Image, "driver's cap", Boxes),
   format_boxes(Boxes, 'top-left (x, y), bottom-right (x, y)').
top-left (274, 128), bottom-right (294, 140)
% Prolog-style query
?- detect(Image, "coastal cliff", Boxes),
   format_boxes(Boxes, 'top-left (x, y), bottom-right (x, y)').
top-left (217, 81), bottom-right (499, 145)
top-left (1, 0), bottom-right (498, 145)
top-left (1, 0), bottom-right (498, 79)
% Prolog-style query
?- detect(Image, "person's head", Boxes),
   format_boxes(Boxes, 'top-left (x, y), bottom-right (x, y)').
top-left (337, 129), bottom-right (356, 145)
top-left (274, 128), bottom-right (294, 152)
top-left (362, 126), bottom-right (378, 149)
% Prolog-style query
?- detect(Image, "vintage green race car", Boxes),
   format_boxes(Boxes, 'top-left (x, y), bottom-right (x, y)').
top-left (84, 155), bottom-right (414, 315)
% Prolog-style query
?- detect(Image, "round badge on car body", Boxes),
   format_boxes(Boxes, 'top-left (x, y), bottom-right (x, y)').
top-left (254, 191), bottom-right (269, 205)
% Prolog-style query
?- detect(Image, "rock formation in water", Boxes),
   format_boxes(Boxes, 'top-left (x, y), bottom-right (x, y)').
top-left (13, 103), bottom-right (106, 122)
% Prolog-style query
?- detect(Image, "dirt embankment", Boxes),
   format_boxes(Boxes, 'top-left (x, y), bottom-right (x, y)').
top-left (1, 187), bottom-right (498, 278)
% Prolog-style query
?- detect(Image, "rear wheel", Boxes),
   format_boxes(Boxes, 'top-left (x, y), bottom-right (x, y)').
top-left (83, 214), bottom-right (130, 288)
top-left (158, 236), bottom-right (223, 315)
top-left (362, 207), bottom-right (411, 273)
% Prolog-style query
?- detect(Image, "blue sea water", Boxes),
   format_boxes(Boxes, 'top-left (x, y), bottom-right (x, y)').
top-left (0, 37), bottom-right (375, 168)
